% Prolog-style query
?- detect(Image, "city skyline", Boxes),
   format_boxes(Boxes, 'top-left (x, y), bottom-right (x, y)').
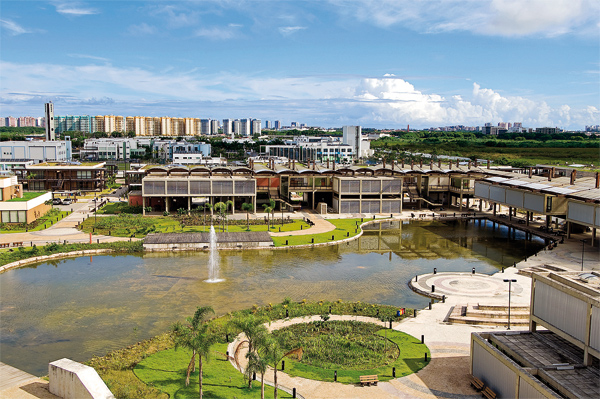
top-left (1, 0), bottom-right (599, 129)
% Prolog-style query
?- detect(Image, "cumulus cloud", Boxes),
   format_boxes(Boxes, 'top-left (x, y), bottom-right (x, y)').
top-left (330, 0), bottom-right (599, 37)
top-left (352, 77), bottom-right (599, 128)
top-left (1, 61), bottom-right (597, 129)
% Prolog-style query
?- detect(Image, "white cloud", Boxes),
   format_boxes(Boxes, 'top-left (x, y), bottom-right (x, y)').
top-left (278, 26), bottom-right (307, 36)
top-left (1, 61), bottom-right (597, 129)
top-left (67, 54), bottom-right (110, 62)
top-left (1, 19), bottom-right (33, 35)
top-left (128, 23), bottom-right (156, 36)
top-left (53, 1), bottom-right (99, 16)
top-left (352, 77), bottom-right (599, 128)
top-left (194, 25), bottom-right (240, 40)
top-left (330, 0), bottom-right (600, 37)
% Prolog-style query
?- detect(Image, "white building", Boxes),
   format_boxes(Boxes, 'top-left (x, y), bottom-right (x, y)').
top-left (251, 119), bottom-right (261, 136)
top-left (80, 138), bottom-right (146, 161)
top-left (342, 125), bottom-right (371, 159)
top-left (239, 119), bottom-right (251, 136)
top-left (222, 119), bottom-right (233, 138)
top-left (0, 139), bottom-right (71, 165)
top-left (210, 119), bottom-right (219, 135)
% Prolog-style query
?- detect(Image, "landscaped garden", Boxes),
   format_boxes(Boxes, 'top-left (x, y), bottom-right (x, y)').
top-left (86, 299), bottom-right (423, 399)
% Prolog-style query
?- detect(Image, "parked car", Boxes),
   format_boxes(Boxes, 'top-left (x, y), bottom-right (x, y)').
top-left (52, 198), bottom-right (62, 205)
top-left (62, 198), bottom-right (73, 205)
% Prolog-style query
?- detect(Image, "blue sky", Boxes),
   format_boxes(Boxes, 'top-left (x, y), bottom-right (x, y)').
top-left (1, 0), bottom-right (599, 129)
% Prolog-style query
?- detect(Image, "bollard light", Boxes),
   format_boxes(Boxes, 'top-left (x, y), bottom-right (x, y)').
top-left (421, 334), bottom-right (424, 344)
top-left (334, 370), bottom-right (337, 382)
top-left (433, 267), bottom-right (437, 274)
top-left (431, 285), bottom-right (435, 293)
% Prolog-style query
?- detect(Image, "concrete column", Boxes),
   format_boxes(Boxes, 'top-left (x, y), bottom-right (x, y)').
top-left (142, 196), bottom-right (146, 215)
top-left (187, 196), bottom-right (191, 212)
top-left (546, 215), bottom-right (551, 229)
top-left (459, 193), bottom-right (463, 211)
top-left (479, 200), bottom-right (483, 212)
top-left (567, 221), bottom-right (571, 238)
top-left (231, 196), bottom-right (235, 214)
top-left (165, 197), bottom-right (169, 213)
top-left (592, 228), bottom-right (597, 247)
top-left (509, 206), bottom-right (512, 221)
top-left (493, 203), bottom-right (497, 216)
top-left (526, 211), bottom-right (529, 226)
top-left (253, 196), bottom-right (256, 213)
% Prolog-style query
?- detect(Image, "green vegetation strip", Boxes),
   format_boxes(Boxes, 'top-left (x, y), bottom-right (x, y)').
top-left (273, 322), bottom-right (429, 383)
top-left (134, 344), bottom-right (288, 399)
top-left (0, 240), bottom-right (143, 267)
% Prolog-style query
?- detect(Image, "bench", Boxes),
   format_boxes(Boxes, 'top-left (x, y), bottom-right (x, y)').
top-left (470, 375), bottom-right (484, 392)
top-left (482, 386), bottom-right (496, 399)
top-left (12, 242), bottom-right (23, 247)
top-left (359, 375), bottom-right (378, 386)
top-left (0, 243), bottom-right (10, 248)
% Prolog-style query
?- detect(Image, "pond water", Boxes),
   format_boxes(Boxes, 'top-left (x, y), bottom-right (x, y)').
top-left (0, 219), bottom-right (545, 376)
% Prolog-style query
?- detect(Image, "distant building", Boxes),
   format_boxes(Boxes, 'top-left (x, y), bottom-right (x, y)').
top-left (15, 161), bottom-right (107, 192)
top-left (482, 126), bottom-right (507, 135)
top-left (210, 119), bottom-right (220, 135)
top-left (251, 119), bottom-right (261, 136)
top-left (264, 120), bottom-right (271, 129)
top-left (80, 138), bottom-right (146, 161)
top-left (536, 127), bottom-right (559, 134)
top-left (274, 120), bottom-right (281, 130)
top-left (342, 125), bottom-right (371, 159)
top-left (45, 103), bottom-right (55, 141)
top-left (232, 120), bottom-right (241, 136)
top-left (239, 119), bottom-right (251, 136)
top-left (222, 119), bottom-right (233, 137)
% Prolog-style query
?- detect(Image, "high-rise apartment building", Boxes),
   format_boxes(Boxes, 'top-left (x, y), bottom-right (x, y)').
top-left (251, 119), bottom-right (261, 136)
top-left (200, 119), bottom-right (211, 135)
top-left (264, 120), bottom-right (271, 129)
top-left (232, 120), bottom-right (241, 136)
top-left (274, 120), bottom-right (281, 130)
top-left (210, 119), bottom-right (219, 135)
top-left (239, 118), bottom-right (251, 136)
top-left (222, 119), bottom-right (232, 137)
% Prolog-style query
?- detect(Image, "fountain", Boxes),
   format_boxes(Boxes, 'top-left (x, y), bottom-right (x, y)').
top-left (205, 225), bottom-right (224, 283)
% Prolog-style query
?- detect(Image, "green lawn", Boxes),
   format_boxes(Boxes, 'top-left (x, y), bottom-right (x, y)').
top-left (135, 344), bottom-right (291, 399)
top-left (271, 218), bottom-right (365, 246)
top-left (7, 192), bottom-right (46, 201)
top-left (274, 328), bottom-right (430, 384)
top-left (80, 214), bottom-right (311, 238)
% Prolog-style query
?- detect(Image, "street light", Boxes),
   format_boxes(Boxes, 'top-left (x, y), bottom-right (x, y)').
top-left (503, 279), bottom-right (517, 330)
top-left (581, 239), bottom-right (585, 271)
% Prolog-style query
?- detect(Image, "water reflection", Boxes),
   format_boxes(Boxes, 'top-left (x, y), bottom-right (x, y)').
top-left (0, 220), bottom-right (544, 375)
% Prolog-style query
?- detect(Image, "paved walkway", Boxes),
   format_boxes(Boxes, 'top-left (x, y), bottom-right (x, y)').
top-left (269, 212), bottom-right (336, 237)
top-left (0, 363), bottom-right (58, 399)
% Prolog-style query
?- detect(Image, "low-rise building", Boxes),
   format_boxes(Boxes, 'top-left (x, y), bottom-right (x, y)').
top-left (15, 161), bottom-right (106, 192)
top-left (471, 271), bottom-right (600, 399)
top-left (0, 139), bottom-right (72, 165)
top-left (0, 175), bottom-right (52, 224)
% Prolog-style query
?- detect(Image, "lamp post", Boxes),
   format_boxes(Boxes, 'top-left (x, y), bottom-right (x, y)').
top-left (581, 239), bottom-right (585, 271)
top-left (94, 194), bottom-right (97, 224)
top-left (503, 279), bottom-right (517, 330)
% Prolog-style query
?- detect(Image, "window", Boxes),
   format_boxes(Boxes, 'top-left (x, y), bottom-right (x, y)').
top-left (77, 171), bottom-right (92, 179)
top-left (2, 210), bottom-right (26, 223)
top-left (546, 197), bottom-right (552, 212)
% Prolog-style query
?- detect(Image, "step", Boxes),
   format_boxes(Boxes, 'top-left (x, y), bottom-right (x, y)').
top-left (448, 304), bottom-right (530, 326)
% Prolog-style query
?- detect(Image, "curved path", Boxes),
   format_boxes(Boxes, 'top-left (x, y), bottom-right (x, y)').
top-left (228, 314), bottom-right (483, 399)
top-left (269, 212), bottom-right (336, 237)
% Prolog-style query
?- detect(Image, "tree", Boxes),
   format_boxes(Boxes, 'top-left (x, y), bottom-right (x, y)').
top-left (245, 351), bottom-right (267, 398)
top-left (230, 314), bottom-right (268, 360)
top-left (262, 199), bottom-right (276, 230)
top-left (260, 337), bottom-right (286, 399)
top-left (241, 202), bottom-right (253, 230)
top-left (172, 306), bottom-right (216, 398)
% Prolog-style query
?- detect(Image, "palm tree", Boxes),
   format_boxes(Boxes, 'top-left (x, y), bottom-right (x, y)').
top-left (172, 306), bottom-right (215, 398)
top-left (245, 351), bottom-right (268, 398)
top-left (260, 337), bottom-right (286, 399)
top-left (241, 202), bottom-right (253, 230)
top-left (230, 314), bottom-right (268, 359)
top-left (262, 199), bottom-right (276, 230)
